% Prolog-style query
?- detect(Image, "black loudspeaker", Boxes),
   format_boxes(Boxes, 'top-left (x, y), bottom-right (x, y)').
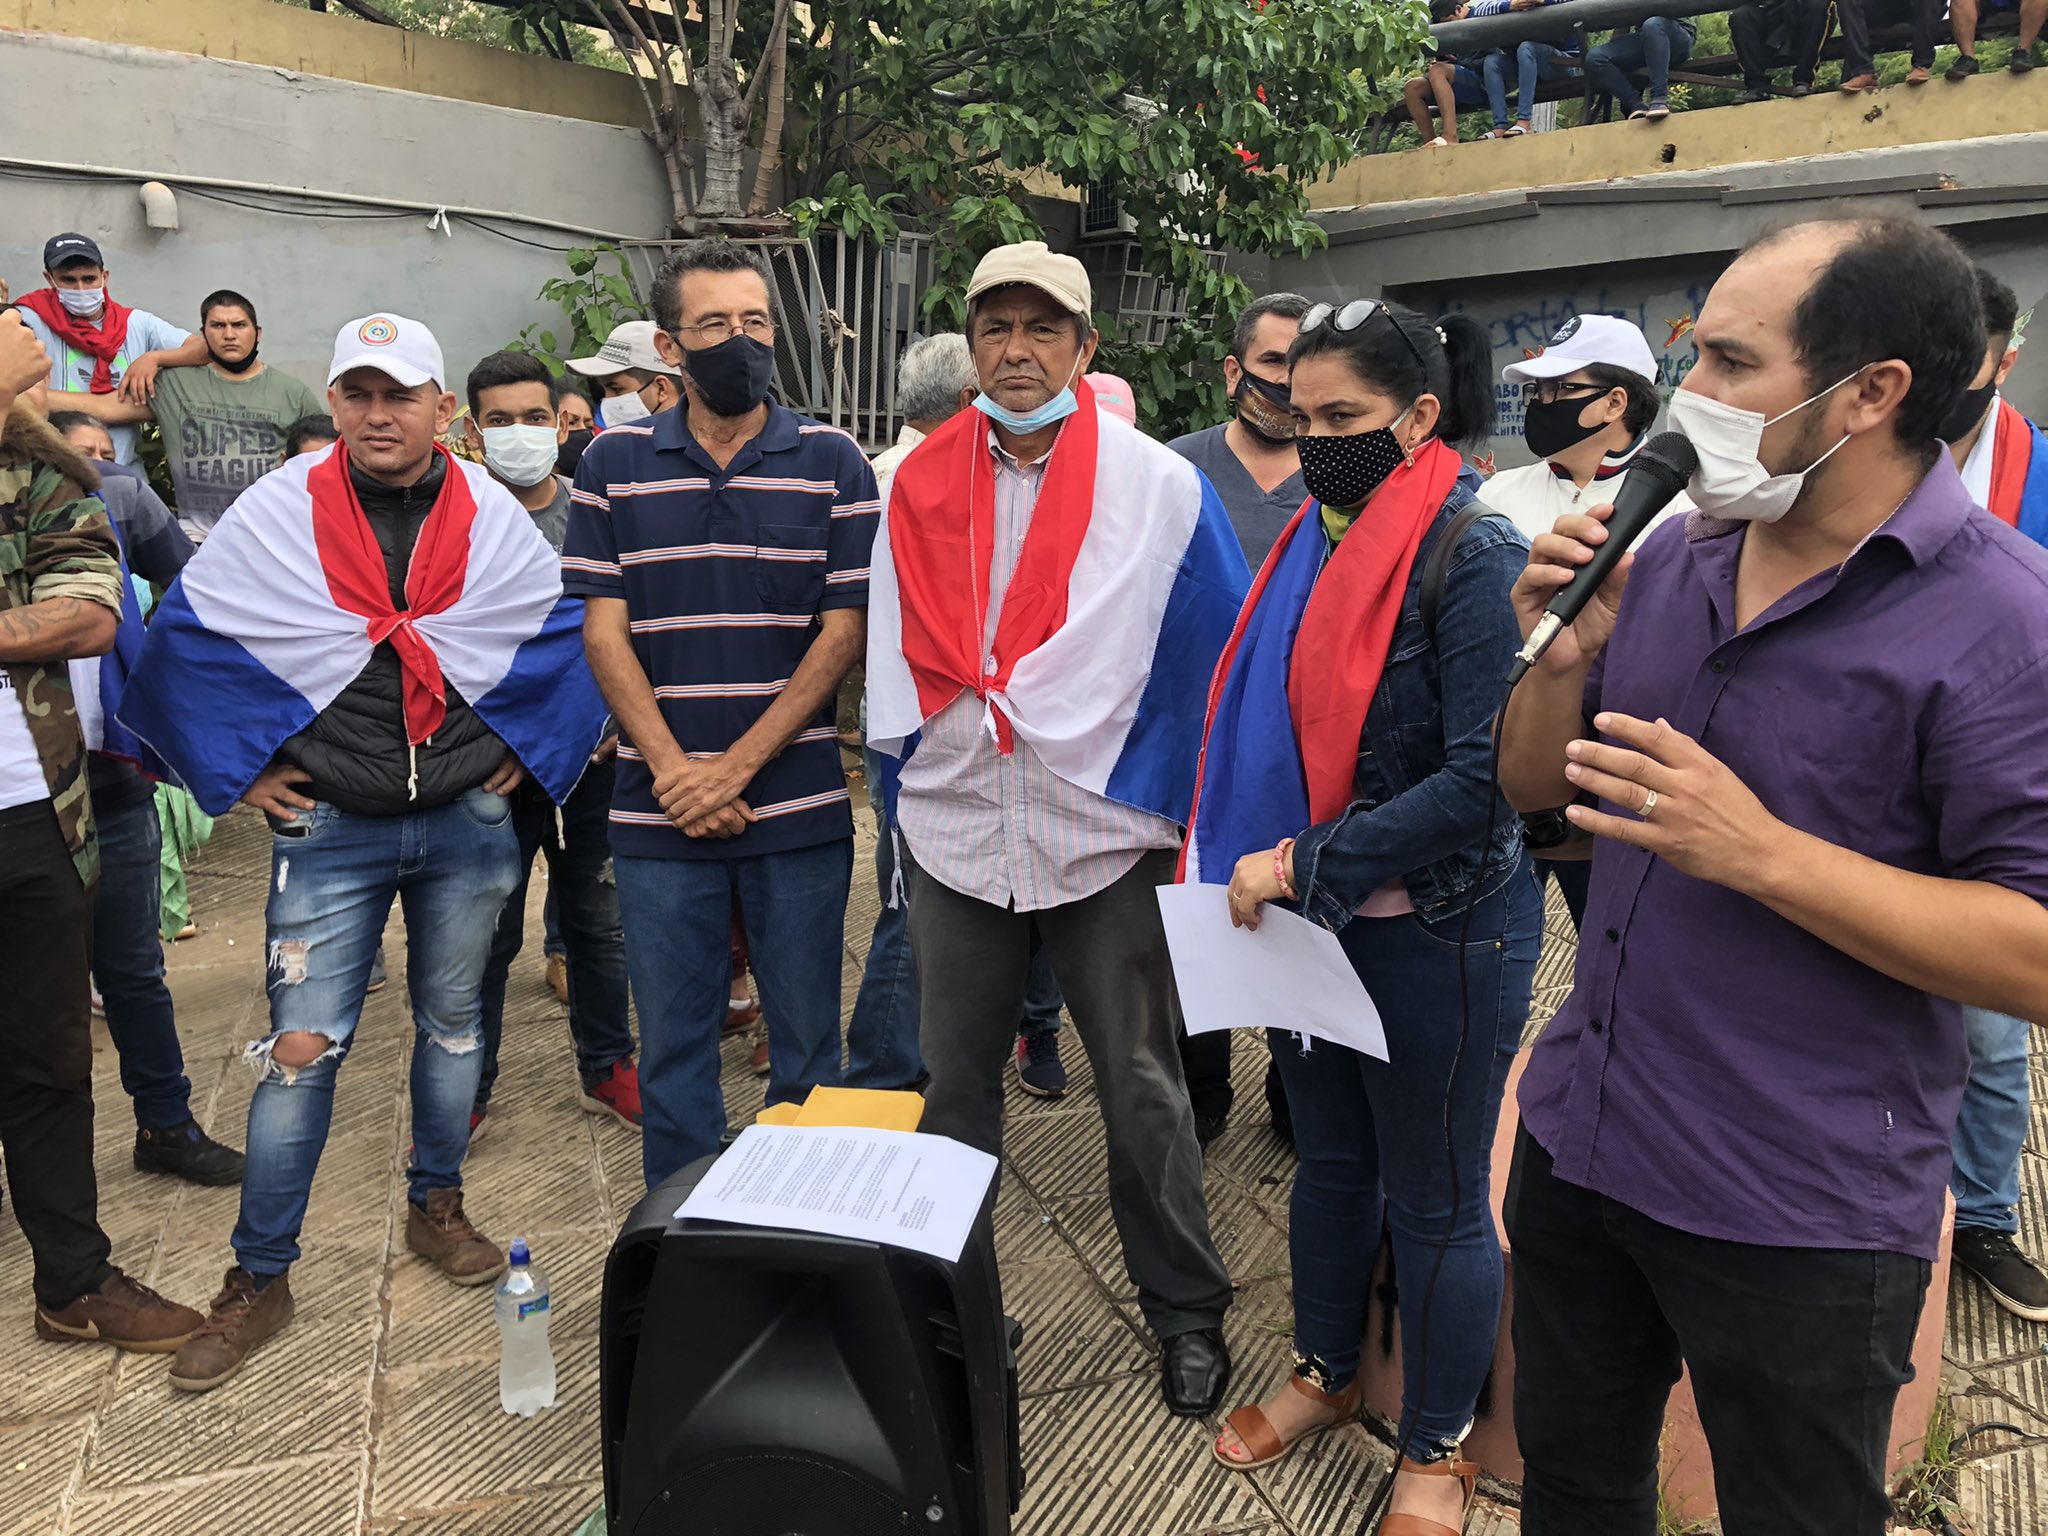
top-left (600, 1152), bottom-right (1023, 1535)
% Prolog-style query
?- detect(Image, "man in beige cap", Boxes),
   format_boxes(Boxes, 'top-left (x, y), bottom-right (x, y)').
top-left (866, 240), bottom-right (1247, 1418)
top-left (567, 318), bottom-right (682, 429)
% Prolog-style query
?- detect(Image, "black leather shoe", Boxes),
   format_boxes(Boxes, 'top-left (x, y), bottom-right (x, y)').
top-left (134, 1122), bottom-right (246, 1187)
top-left (1160, 1327), bottom-right (1231, 1416)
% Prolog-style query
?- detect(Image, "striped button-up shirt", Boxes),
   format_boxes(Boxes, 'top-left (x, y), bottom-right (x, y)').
top-left (561, 400), bottom-right (878, 861)
top-left (897, 434), bottom-right (1180, 912)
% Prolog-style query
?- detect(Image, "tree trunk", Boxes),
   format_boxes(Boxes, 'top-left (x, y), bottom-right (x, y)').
top-left (746, 3), bottom-right (790, 215)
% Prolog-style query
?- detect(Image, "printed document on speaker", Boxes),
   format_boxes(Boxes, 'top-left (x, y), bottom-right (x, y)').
top-left (675, 1124), bottom-right (998, 1263)
top-left (1156, 882), bottom-right (1389, 1060)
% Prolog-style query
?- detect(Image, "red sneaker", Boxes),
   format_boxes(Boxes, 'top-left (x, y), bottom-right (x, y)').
top-left (579, 1059), bottom-right (643, 1131)
top-left (467, 1109), bottom-right (490, 1146)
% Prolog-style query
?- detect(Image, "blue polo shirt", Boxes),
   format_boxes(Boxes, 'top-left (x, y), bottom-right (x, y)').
top-left (561, 400), bottom-right (878, 860)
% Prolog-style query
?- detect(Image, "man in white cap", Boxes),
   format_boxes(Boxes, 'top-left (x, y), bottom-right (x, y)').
top-left (1482, 313), bottom-right (1691, 546)
top-left (566, 318), bottom-right (683, 429)
top-left (1481, 313), bottom-right (1688, 934)
top-left (122, 313), bottom-right (607, 1392)
top-left (866, 241), bottom-right (1247, 1418)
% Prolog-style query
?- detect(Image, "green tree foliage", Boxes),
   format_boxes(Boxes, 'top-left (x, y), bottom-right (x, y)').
top-left (782, 0), bottom-right (1432, 434)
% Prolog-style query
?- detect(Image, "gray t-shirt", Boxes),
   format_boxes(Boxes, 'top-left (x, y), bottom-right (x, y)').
top-left (1167, 422), bottom-right (1308, 572)
top-left (529, 476), bottom-right (573, 553)
top-left (150, 363), bottom-right (324, 538)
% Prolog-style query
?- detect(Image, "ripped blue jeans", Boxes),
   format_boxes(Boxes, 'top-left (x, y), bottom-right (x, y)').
top-left (231, 789), bottom-right (521, 1277)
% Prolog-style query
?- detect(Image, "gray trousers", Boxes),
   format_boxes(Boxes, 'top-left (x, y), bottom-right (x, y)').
top-left (905, 846), bottom-right (1232, 1337)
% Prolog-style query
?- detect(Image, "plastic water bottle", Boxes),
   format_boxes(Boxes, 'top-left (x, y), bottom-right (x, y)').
top-left (494, 1238), bottom-right (557, 1416)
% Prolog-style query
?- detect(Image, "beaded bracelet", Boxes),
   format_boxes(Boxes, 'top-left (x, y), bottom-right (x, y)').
top-left (1274, 837), bottom-right (1298, 900)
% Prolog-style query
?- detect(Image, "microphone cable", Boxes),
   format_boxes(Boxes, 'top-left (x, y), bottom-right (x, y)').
top-left (1355, 671), bottom-right (1519, 1536)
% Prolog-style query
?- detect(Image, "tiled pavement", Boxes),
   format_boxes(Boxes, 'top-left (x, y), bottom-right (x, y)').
top-left (0, 805), bottom-right (2042, 1535)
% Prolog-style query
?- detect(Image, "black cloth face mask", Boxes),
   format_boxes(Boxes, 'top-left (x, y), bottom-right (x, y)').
top-left (556, 427), bottom-right (594, 478)
top-left (208, 343), bottom-right (259, 375)
top-left (1296, 416), bottom-right (1412, 509)
top-left (682, 333), bottom-right (776, 417)
top-left (1521, 393), bottom-right (1608, 460)
top-left (1233, 370), bottom-right (1296, 444)
top-left (1938, 378), bottom-right (1998, 446)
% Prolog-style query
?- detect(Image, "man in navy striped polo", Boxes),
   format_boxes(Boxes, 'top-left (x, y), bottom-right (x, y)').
top-left (562, 241), bottom-right (878, 1187)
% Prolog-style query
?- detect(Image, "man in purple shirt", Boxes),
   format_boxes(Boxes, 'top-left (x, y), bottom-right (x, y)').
top-left (1499, 213), bottom-right (2048, 1533)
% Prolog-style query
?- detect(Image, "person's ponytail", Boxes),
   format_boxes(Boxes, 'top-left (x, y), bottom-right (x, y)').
top-left (1430, 312), bottom-right (1497, 450)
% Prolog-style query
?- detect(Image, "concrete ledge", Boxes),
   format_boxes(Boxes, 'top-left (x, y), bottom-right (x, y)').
top-left (1313, 70), bottom-right (2048, 211)
top-left (0, 0), bottom-right (648, 129)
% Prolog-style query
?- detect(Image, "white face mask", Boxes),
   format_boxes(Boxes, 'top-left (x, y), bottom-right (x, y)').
top-left (480, 424), bottom-right (561, 487)
top-left (1666, 369), bottom-right (1863, 524)
top-left (598, 384), bottom-right (652, 428)
top-left (57, 285), bottom-right (104, 317)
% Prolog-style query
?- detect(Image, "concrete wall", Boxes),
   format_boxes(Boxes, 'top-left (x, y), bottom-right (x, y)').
top-left (0, 29), bottom-right (676, 400)
top-left (1, 0), bottom-right (650, 128)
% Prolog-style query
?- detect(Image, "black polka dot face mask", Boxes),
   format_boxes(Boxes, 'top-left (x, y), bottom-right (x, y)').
top-left (1295, 408), bottom-right (1414, 510)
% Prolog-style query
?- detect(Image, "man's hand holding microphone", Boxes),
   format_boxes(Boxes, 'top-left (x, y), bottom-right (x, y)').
top-left (1501, 433), bottom-right (1792, 895)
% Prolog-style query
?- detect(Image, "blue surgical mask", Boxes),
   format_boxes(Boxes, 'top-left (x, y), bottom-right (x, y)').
top-left (973, 358), bottom-right (1084, 434)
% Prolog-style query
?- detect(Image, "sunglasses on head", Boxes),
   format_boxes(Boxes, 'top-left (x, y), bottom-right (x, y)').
top-left (1300, 298), bottom-right (1435, 380)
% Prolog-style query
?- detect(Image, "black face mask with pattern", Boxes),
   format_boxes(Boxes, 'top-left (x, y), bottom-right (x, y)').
top-left (1295, 412), bottom-right (1413, 509)
top-left (1233, 370), bottom-right (1297, 444)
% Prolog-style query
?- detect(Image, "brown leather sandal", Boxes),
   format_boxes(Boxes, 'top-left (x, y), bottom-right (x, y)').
top-left (1376, 1452), bottom-right (1480, 1535)
top-left (1211, 1373), bottom-right (1364, 1471)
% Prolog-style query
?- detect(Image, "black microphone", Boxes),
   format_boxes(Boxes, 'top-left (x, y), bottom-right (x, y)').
top-left (1506, 431), bottom-right (1698, 685)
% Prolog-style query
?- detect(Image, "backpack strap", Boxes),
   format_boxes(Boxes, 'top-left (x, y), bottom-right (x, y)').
top-left (1419, 498), bottom-right (1505, 648)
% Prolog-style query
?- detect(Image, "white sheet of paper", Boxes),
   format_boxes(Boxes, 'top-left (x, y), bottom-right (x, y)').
top-left (674, 1123), bottom-right (999, 1264)
top-left (1156, 883), bottom-right (1389, 1061)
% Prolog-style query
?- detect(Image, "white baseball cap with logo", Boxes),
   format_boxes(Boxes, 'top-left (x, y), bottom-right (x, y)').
top-left (566, 320), bottom-right (682, 379)
top-left (328, 313), bottom-right (446, 390)
top-left (1502, 313), bottom-right (1658, 386)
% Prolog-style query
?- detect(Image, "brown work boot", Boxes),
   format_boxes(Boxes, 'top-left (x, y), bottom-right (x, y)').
top-left (168, 1268), bottom-right (295, 1391)
top-left (406, 1188), bottom-right (507, 1286)
top-left (35, 1269), bottom-right (203, 1353)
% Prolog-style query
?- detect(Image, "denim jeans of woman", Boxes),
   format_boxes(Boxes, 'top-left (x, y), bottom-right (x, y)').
top-left (1274, 859), bottom-right (1540, 1454)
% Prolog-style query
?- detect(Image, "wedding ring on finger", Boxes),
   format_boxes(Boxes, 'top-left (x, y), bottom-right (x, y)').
top-left (1640, 788), bottom-right (1660, 819)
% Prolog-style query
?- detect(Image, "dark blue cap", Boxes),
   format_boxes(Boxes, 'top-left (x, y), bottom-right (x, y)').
top-left (42, 232), bottom-right (103, 272)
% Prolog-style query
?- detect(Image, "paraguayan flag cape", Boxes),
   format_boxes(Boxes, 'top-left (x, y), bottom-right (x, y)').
top-left (865, 383), bottom-right (1250, 826)
top-left (120, 444), bottom-right (607, 816)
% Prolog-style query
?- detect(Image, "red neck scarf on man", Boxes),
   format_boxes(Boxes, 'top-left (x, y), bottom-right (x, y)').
top-left (886, 377), bottom-right (1100, 753)
top-left (1287, 436), bottom-right (1462, 821)
top-left (306, 443), bottom-right (480, 747)
top-left (16, 287), bottom-right (136, 395)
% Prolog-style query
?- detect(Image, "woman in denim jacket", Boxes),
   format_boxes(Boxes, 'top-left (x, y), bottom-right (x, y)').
top-left (1199, 299), bottom-right (1539, 1536)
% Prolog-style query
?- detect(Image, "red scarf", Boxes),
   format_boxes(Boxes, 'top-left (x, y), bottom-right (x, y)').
top-left (306, 443), bottom-right (480, 747)
top-left (1988, 397), bottom-right (2032, 529)
top-left (1288, 437), bottom-right (1461, 820)
top-left (16, 288), bottom-right (136, 395)
top-left (886, 378), bottom-right (1100, 753)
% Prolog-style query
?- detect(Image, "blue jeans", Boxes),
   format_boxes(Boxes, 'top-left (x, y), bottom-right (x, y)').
top-left (845, 747), bottom-right (924, 1090)
top-left (475, 763), bottom-right (634, 1108)
top-left (1586, 18), bottom-right (1694, 111)
top-left (542, 887), bottom-right (564, 959)
top-left (90, 790), bottom-right (194, 1130)
top-left (1273, 860), bottom-right (1540, 1452)
top-left (232, 790), bottom-right (522, 1276)
top-left (1952, 1005), bottom-right (2032, 1234)
top-left (1486, 42), bottom-right (1578, 127)
top-left (616, 838), bottom-right (853, 1186)
top-left (1476, 50), bottom-right (1513, 129)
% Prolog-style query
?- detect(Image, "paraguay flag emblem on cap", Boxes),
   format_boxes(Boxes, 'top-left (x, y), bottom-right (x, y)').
top-left (358, 317), bottom-right (399, 346)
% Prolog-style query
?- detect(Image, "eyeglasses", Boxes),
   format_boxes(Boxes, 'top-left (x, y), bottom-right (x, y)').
top-left (674, 316), bottom-right (776, 345)
top-left (1519, 379), bottom-right (1606, 406)
top-left (1300, 298), bottom-right (1434, 381)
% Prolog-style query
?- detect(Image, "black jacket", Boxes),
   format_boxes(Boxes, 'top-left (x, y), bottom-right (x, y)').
top-left (279, 455), bottom-right (506, 815)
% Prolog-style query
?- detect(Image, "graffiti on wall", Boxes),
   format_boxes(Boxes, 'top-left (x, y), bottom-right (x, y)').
top-left (1432, 281), bottom-right (1712, 471)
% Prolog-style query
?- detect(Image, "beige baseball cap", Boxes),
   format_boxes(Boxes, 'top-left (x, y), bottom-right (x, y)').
top-left (566, 320), bottom-right (682, 378)
top-left (964, 241), bottom-right (1092, 316)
